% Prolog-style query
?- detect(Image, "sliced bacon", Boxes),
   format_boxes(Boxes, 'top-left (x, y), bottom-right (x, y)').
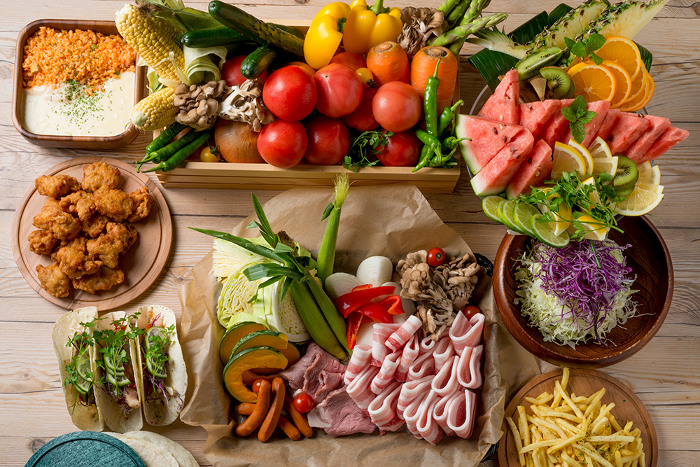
top-left (397, 375), bottom-right (432, 418)
top-left (346, 364), bottom-right (380, 410)
top-left (432, 335), bottom-right (455, 371)
top-left (395, 334), bottom-right (420, 382)
top-left (430, 355), bottom-right (460, 397)
top-left (449, 312), bottom-right (485, 355)
top-left (456, 345), bottom-right (484, 389)
top-left (386, 315), bottom-right (422, 352)
top-left (407, 350), bottom-right (435, 381)
top-left (415, 390), bottom-right (443, 444)
top-left (401, 395), bottom-right (424, 439)
top-left (370, 349), bottom-right (401, 394)
top-left (432, 390), bottom-right (459, 436)
top-left (371, 323), bottom-right (402, 366)
top-left (419, 336), bottom-right (437, 353)
top-left (446, 389), bottom-right (478, 439)
top-left (368, 381), bottom-right (403, 432)
top-left (344, 344), bottom-right (372, 385)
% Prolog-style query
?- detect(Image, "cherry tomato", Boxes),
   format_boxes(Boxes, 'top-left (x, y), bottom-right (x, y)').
top-left (292, 392), bottom-right (315, 413)
top-left (262, 65), bottom-right (317, 121)
top-left (222, 55), bottom-right (267, 87)
top-left (251, 378), bottom-right (267, 394)
top-left (257, 119), bottom-right (308, 168)
top-left (426, 247), bottom-right (446, 267)
top-left (462, 305), bottom-right (482, 320)
top-left (343, 87), bottom-right (379, 131)
top-left (356, 67), bottom-right (374, 87)
top-left (376, 131), bottom-right (421, 167)
top-left (314, 63), bottom-right (363, 118)
top-left (372, 81), bottom-right (422, 132)
top-left (304, 116), bottom-right (351, 165)
top-left (199, 146), bottom-right (220, 162)
top-left (330, 52), bottom-right (366, 71)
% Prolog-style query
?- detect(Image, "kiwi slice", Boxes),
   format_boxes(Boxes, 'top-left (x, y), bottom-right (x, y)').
top-left (540, 66), bottom-right (573, 99)
top-left (613, 155), bottom-right (639, 196)
top-left (516, 47), bottom-right (564, 81)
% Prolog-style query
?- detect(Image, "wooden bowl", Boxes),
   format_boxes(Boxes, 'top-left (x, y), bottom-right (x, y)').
top-left (12, 19), bottom-right (147, 148)
top-left (493, 216), bottom-right (673, 367)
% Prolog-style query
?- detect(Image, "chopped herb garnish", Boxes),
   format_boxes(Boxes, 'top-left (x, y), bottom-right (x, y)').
top-left (343, 130), bottom-right (391, 172)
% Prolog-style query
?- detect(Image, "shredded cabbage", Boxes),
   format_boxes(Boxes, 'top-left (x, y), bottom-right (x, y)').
top-left (514, 239), bottom-right (637, 348)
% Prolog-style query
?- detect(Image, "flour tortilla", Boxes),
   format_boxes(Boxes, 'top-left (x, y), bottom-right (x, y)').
top-left (105, 432), bottom-right (178, 467)
top-left (132, 305), bottom-right (188, 426)
top-left (114, 431), bottom-right (198, 467)
top-left (93, 310), bottom-right (143, 433)
top-left (51, 306), bottom-right (104, 431)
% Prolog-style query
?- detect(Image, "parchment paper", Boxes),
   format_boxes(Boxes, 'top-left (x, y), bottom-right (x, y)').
top-left (178, 184), bottom-right (541, 467)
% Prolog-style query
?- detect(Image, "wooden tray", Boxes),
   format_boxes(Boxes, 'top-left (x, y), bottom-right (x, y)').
top-left (12, 157), bottom-right (172, 311)
top-left (498, 368), bottom-right (658, 466)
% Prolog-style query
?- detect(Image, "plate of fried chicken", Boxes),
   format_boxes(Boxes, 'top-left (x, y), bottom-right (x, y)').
top-left (12, 157), bottom-right (172, 310)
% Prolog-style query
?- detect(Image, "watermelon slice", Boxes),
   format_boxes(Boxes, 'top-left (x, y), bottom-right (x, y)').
top-left (595, 109), bottom-right (621, 142)
top-left (624, 115), bottom-right (671, 163)
top-left (561, 100), bottom-right (611, 147)
top-left (470, 130), bottom-right (535, 196)
top-left (478, 69), bottom-right (520, 125)
top-left (519, 100), bottom-right (562, 140)
top-left (607, 113), bottom-right (651, 154)
top-left (506, 140), bottom-right (553, 199)
top-left (542, 99), bottom-right (574, 148)
top-left (456, 115), bottom-right (531, 174)
top-left (641, 126), bottom-right (689, 162)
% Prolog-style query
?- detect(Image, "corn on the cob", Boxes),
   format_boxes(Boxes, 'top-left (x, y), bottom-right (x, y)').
top-left (131, 87), bottom-right (178, 131)
top-left (115, 4), bottom-right (184, 84)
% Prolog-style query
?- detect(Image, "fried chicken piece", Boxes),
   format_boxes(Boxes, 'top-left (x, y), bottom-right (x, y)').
top-left (59, 190), bottom-right (96, 222)
top-left (32, 199), bottom-right (82, 242)
top-left (94, 189), bottom-right (135, 222)
top-left (28, 230), bottom-right (60, 255)
top-left (81, 214), bottom-right (110, 238)
top-left (32, 199), bottom-right (61, 230)
top-left (52, 237), bottom-right (104, 279)
top-left (86, 223), bottom-right (138, 268)
top-left (36, 262), bottom-right (72, 298)
top-left (73, 266), bottom-right (125, 294)
top-left (82, 162), bottom-right (121, 192)
top-left (35, 175), bottom-right (80, 198)
top-left (127, 186), bottom-right (155, 223)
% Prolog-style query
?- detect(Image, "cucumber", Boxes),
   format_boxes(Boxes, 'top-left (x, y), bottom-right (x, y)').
top-left (179, 27), bottom-right (248, 48)
top-left (241, 46), bottom-right (276, 79)
top-left (209, 1), bottom-right (304, 57)
top-left (271, 23), bottom-right (304, 39)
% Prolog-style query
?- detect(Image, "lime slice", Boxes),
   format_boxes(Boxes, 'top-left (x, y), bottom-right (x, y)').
top-left (592, 156), bottom-right (618, 177)
top-left (552, 142), bottom-right (587, 179)
top-left (588, 136), bottom-right (613, 159)
top-left (614, 186), bottom-right (664, 216)
top-left (568, 139), bottom-right (594, 176)
top-left (530, 215), bottom-right (570, 248)
top-left (76, 352), bottom-right (93, 384)
top-left (512, 202), bottom-right (541, 236)
top-left (482, 196), bottom-right (505, 222)
top-left (499, 199), bottom-right (525, 234)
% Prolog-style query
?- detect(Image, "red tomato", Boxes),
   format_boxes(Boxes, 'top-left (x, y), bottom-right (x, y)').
top-left (262, 65), bottom-right (317, 121)
top-left (343, 87), bottom-right (379, 131)
top-left (372, 81), bottom-right (422, 132)
top-left (251, 378), bottom-right (266, 394)
top-left (257, 119), bottom-right (308, 168)
top-left (222, 55), bottom-right (266, 87)
top-left (462, 305), bottom-right (482, 320)
top-left (377, 131), bottom-right (421, 167)
top-left (304, 116), bottom-right (351, 165)
top-left (426, 247), bottom-right (446, 267)
top-left (285, 61), bottom-right (316, 77)
top-left (314, 63), bottom-right (363, 118)
top-left (292, 392), bottom-right (315, 413)
top-left (330, 52), bottom-right (366, 71)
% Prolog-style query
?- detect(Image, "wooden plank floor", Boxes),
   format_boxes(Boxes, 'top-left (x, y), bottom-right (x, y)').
top-left (0, 1), bottom-right (698, 465)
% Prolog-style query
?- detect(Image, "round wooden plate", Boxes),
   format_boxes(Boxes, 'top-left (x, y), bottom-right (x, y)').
top-left (498, 368), bottom-right (658, 467)
top-left (12, 157), bottom-right (172, 311)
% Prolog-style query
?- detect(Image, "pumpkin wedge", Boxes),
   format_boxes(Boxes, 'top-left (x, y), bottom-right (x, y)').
top-left (218, 322), bottom-right (267, 364)
top-left (223, 346), bottom-right (288, 402)
top-left (230, 330), bottom-right (301, 366)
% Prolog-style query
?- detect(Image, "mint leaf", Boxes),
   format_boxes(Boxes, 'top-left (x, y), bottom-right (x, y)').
top-left (589, 52), bottom-right (603, 65)
top-left (571, 41), bottom-right (587, 58)
top-left (580, 110), bottom-right (597, 125)
top-left (561, 105), bottom-right (577, 122)
top-left (586, 34), bottom-right (606, 52)
top-left (562, 96), bottom-right (596, 144)
top-left (571, 121), bottom-right (586, 144)
top-left (564, 37), bottom-right (576, 50)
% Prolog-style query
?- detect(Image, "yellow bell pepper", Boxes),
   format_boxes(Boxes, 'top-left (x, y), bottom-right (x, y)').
top-left (343, 0), bottom-right (402, 55)
top-left (304, 2), bottom-right (352, 70)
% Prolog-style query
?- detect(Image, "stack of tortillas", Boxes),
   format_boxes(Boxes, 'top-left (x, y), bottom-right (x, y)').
top-left (105, 431), bottom-right (197, 467)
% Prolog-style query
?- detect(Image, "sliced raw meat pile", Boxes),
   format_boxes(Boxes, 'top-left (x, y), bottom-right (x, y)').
top-left (456, 115), bottom-right (531, 174)
top-left (478, 69), bottom-right (520, 125)
top-left (623, 115), bottom-right (670, 163)
top-left (506, 140), bottom-right (554, 199)
top-left (519, 100), bottom-right (561, 140)
top-left (470, 130), bottom-right (534, 197)
top-left (561, 100), bottom-right (610, 147)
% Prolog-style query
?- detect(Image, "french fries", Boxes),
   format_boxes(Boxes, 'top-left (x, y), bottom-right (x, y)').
top-left (506, 368), bottom-right (645, 467)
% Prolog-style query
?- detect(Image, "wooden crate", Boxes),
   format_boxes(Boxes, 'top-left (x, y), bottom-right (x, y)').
top-left (154, 20), bottom-right (461, 193)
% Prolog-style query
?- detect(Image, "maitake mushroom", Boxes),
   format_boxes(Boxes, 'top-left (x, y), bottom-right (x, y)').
top-left (397, 7), bottom-right (448, 58)
top-left (218, 78), bottom-right (273, 132)
top-left (174, 80), bottom-right (227, 131)
top-left (397, 250), bottom-right (481, 340)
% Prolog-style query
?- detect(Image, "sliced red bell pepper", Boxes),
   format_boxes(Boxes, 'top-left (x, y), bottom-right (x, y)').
top-left (351, 284), bottom-right (374, 292)
top-left (379, 295), bottom-right (404, 315)
top-left (355, 301), bottom-right (393, 323)
top-left (346, 312), bottom-right (364, 350)
top-left (334, 285), bottom-right (396, 317)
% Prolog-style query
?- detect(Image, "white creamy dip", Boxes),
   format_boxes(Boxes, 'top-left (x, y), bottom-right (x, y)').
top-left (22, 71), bottom-right (135, 137)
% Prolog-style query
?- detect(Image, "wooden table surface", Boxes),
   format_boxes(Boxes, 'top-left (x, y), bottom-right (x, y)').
top-left (1, 1), bottom-right (697, 466)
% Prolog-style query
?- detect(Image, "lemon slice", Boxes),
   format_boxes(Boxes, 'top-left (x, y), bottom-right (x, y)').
top-left (571, 213), bottom-right (610, 241)
top-left (580, 177), bottom-right (602, 204)
top-left (614, 187), bottom-right (664, 216)
top-left (568, 140), bottom-right (594, 176)
top-left (636, 182), bottom-right (664, 194)
top-left (637, 162), bottom-right (661, 186)
top-left (539, 190), bottom-right (571, 236)
top-left (592, 156), bottom-right (618, 177)
top-left (552, 142), bottom-right (587, 179)
top-left (649, 165), bottom-right (661, 185)
top-left (588, 137), bottom-right (613, 159)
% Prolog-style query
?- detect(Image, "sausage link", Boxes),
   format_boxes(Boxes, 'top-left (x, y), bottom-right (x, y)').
top-left (235, 379), bottom-right (271, 436)
top-left (277, 415), bottom-right (301, 440)
top-left (258, 376), bottom-right (285, 442)
top-left (284, 395), bottom-right (313, 438)
top-left (236, 402), bottom-right (256, 416)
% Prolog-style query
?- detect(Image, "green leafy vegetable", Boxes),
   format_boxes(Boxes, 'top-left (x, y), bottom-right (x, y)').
top-left (561, 96), bottom-right (597, 144)
top-left (93, 315), bottom-right (144, 399)
top-left (64, 321), bottom-right (96, 401)
top-left (564, 33), bottom-right (606, 65)
top-left (343, 130), bottom-right (390, 172)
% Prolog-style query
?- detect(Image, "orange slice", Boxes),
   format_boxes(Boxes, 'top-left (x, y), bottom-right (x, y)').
top-left (619, 69), bottom-right (654, 112)
top-left (601, 60), bottom-right (632, 108)
top-left (568, 62), bottom-right (617, 102)
top-left (596, 36), bottom-right (643, 81)
top-left (620, 66), bottom-right (648, 107)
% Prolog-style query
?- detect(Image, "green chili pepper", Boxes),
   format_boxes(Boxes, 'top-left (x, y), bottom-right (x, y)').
top-left (146, 129), bottom-right (200, 164)
top-left (145, 122), bottom-right (187, 154)
top-left (437, 99), bottom-right (463, 137)
top-left (430, 146), bottom-right (459, 167)
top-left (441, 136), bottom-right (469, 153)
top-left (412, 144), bottom-right (434, 173)
top-left (424, 59), bottom-right (441, 137)
top-left (144, 131), bottom-right (211, 173)
top-left (415, 129), bottom-right (443, 160)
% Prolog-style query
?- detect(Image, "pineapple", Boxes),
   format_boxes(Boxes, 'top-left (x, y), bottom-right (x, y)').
top-left (578, 0), bottom-right (670, 40)
top-left (529, 0), bottom-right (610, 51)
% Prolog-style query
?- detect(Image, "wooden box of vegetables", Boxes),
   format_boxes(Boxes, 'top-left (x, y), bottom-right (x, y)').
top-left (123, 1), bottom-right (489, 193)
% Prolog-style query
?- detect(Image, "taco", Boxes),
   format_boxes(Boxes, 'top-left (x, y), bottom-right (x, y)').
top-left (132, 305), bottom-right (188, 426)
top-left (92, 310), bottom-right (143, 433)
top-left (51, 306), bottom-right (104, 431)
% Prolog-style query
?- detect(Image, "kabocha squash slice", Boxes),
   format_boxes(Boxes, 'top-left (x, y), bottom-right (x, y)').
top-left (218, 322), bottom-right (267, 364)
top-left (223, 346), bottom-right (288, 402)
top-left (231, 330), bottom-right (301, 366)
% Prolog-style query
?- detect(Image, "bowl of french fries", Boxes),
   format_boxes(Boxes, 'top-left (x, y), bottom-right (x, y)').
top-left (498, 368), bottom-right (657, 467)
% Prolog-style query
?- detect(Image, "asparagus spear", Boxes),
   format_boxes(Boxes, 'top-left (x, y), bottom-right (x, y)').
top-left (431, 13), bottom-right (508, 47)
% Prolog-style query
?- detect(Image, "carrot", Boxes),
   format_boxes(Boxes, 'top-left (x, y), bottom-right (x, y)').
top-left (235, 379), bottom-right (270, 436)
top-left (366, 41), bottom-right (409, 87)
top-left (237, 402), bottom-right (256, 415)
top-left (410, 46), bottom-right (459, 113)
top-left (284, 395), bottom-right (313, 438)
top-left (277, 415), bottom-right (302, 440)
top-left (258, 376), bottom-right (285, 442)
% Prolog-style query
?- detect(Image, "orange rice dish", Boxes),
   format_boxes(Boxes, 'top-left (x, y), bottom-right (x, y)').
top-left (22, 26), bottom-right (137, 91)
